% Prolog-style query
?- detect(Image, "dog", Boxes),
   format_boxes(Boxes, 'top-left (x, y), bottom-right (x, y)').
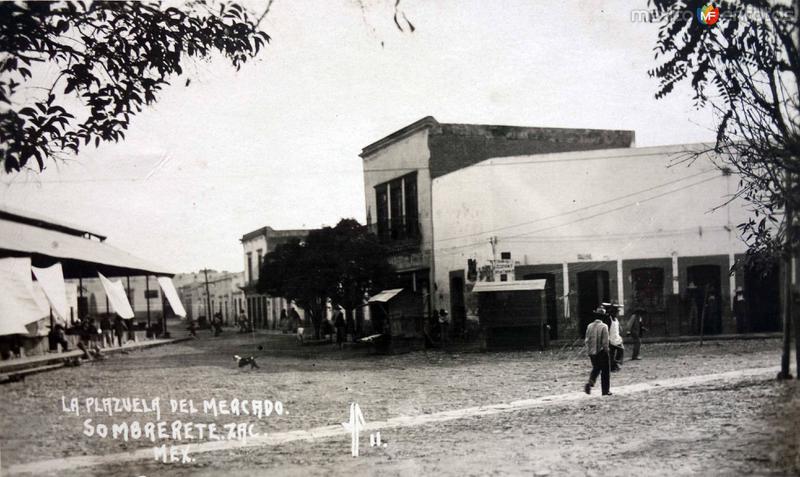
top-left (234, 355), bottom-right (259, 369)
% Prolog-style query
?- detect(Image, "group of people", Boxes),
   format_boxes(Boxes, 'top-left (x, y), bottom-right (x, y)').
top-left (46, 314), bottom-right (135, 361)
top-left (584, 303), bottom-right (647, 396)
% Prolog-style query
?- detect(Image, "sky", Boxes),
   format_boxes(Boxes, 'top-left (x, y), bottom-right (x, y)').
top-left (0, 0), bottom-right (718, 274)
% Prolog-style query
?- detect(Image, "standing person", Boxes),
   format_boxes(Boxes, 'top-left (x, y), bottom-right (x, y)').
top-left (334, 305), bottom-right (346, 349)
top-left (345, 309), bottom-right (356, 343)
top-left (238, 309), bottom-right (248, 333)
top-left (733, 286), bottom-right (748, 333)
top-left (213, 313), bottom-right (223, 337)
top-left (100, 314), bottom-right (113, 348)
top-left (113, 315), bottom-right (127, 347)
top-left (627, 308), bottom-right (646, 360)
top-left (584, 311), bottom-right (612, 396)
top-left (288, 307), bottom-right (301, 333)
top-left (438, 309), bottom-right (450, 345)
top-left (279, 308), bottom-right (289, 333)
top-left (608, 309), bottom-right (624, 371)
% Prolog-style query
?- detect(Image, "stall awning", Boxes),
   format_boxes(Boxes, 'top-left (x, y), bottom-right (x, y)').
top-left (472, 279), bottom-right (546, 293)
top-left (368, 288), bottom-right (403, 303)
top-left (158, 276), bottom-right (187, 318)
top-left (0, 218), bottom-right (173, 277)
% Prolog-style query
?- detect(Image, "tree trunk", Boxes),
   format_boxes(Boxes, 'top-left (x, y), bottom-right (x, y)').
top-left (780, 170), bottom-right (794, 379)
top-left (794, 249), bottom-right (800, 379)
top-left (781, 256), bottom-right (792, 379)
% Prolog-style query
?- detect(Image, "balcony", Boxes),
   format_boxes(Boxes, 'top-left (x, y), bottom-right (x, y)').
top-left (368, 216), bottom-right (421, 250)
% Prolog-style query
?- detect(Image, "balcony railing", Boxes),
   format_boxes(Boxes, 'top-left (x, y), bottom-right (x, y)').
top-left (368, 216), bottom-right (421, 246)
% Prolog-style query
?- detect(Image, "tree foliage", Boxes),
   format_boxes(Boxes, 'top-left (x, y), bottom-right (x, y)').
top-left (0, 1), bottom-right (269, 173)
top-left (648, 0), bottom-right (799, 265)
top-left (257, 219), bottom-right (395, 337)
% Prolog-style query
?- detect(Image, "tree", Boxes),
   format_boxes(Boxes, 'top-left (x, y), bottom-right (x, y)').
top-left (0, 1), bottom-right (270, 173)
top-left (649, 0), bottom-right (799, 377)
top-left (257, 219), bottom-right (395, 339)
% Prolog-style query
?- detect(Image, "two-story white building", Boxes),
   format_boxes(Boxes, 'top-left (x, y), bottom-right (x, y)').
top-left (360, 116), bottom-right (636, 329)
top-left (431, 144), bottom-right (777, 342)
top-left (240, 226), bottom-right (311, 329)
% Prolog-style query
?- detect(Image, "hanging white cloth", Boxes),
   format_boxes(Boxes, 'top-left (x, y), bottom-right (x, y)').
top-left (157, 276), bottom-right (186, 318)
top-left (98, 272), bottom-right (135, 319)
top-left (0, 257), bottom-right (49, 336)
top-left (32, 262), bottom-right (69, 322)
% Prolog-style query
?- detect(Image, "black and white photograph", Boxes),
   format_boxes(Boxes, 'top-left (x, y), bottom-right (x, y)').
top-left (1, 1), bottom-right (799, 475)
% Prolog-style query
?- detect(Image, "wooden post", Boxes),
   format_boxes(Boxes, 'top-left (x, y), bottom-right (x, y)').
top-left (539, 290), bottom-right (547, 350)
top-left (146, 276), bottom-right (151, 326)
top-left (699, 284), bottom-right (709, 346)
top-left (78, 277), bottom-right (83, 325)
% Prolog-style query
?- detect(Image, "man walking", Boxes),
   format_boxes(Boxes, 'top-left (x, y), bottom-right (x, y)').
top-left (584, 308), bottom-right (612, 396)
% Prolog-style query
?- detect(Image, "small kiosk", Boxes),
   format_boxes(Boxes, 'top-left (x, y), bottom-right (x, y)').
top-left (473, 279), bottom-right (548, 350)
top-left (364, 288), bottom-right (424, 354)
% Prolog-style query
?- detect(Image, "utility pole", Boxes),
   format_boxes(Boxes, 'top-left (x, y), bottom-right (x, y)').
top-left (204, 268), bottom-right (212, 327)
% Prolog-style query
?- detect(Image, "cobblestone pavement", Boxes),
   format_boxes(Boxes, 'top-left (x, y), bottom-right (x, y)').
top-left (1, 331), bottom-right (797, 476)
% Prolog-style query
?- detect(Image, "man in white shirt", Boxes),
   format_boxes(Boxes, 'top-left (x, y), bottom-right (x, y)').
top-left (584, 308), bottom-right (612, 396)
top-left (608, 311), bottom-right (624, 372)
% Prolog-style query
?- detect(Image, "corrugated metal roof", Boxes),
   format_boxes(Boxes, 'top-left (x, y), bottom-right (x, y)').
top-left (472, 279), bottom-right (546, 293)
top-left (0, 218), bottom-right (172, 276)
top-left (368, 288), bottom-right (404, 303)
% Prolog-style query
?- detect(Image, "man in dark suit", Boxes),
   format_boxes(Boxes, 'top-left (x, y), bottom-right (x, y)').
top-left (627, 308), bottom-right (647, 360)
top-left (584, 309), bottom-right (612, 396)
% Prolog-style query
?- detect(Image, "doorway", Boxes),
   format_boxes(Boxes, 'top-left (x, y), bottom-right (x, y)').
top-left (744, 261), bottom-right (780, 332)
top-left (577, 270), bottom-right (610, 337)
top-left (450, 272), bottom-right (466, 338)
top-left (524, 273), bottom-right (558, 340)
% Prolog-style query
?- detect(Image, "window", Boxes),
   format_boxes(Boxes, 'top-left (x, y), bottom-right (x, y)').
top-left (500, 252), bottom-right (511, 260)
top-left (256, 249), bottom-right (263, 281)
top-left (631, 268), bottom-right (664, 308)
top-left (144, 289), bottom-right (159, 299)
top-left (246, 252), bottom-right (253, 283)
top-left (374, 171), bottom-right (419, 242)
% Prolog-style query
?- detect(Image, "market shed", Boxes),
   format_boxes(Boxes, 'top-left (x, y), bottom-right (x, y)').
top-left (0, 206), bottom-right (183, 359)
top-left (473, 279), bottom-right (548, 350)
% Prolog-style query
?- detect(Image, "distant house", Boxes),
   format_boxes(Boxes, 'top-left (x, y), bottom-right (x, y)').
top-left (240, 226), bottom-right (312, 329)
top-left (174, 270), bottom-right (244, 325)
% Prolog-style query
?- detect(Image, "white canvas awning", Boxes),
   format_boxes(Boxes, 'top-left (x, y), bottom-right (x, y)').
top-left (157, 276), bottom-right (186, 318)
top-left (98, 272), bottom-right (135, 319)
top-left (368, 288), bottom-right (403, 303)
top-left (472, 279), bottom-right (547, 293)
top-left (32, 262), bottom-right (69, 321)
top-left (0, 257), bottom-right (49, 336)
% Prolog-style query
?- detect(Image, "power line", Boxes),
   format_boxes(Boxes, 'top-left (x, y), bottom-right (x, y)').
top-left (504, 225), bottom-right (730, 243)
top-left (434, 174), bottom-right (724, 256)
top-left (434, 169), bottom-right (718, 243)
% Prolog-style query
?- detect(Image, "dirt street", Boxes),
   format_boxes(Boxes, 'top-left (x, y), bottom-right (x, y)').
top-left (1, 331), bottom-right (798, 476)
